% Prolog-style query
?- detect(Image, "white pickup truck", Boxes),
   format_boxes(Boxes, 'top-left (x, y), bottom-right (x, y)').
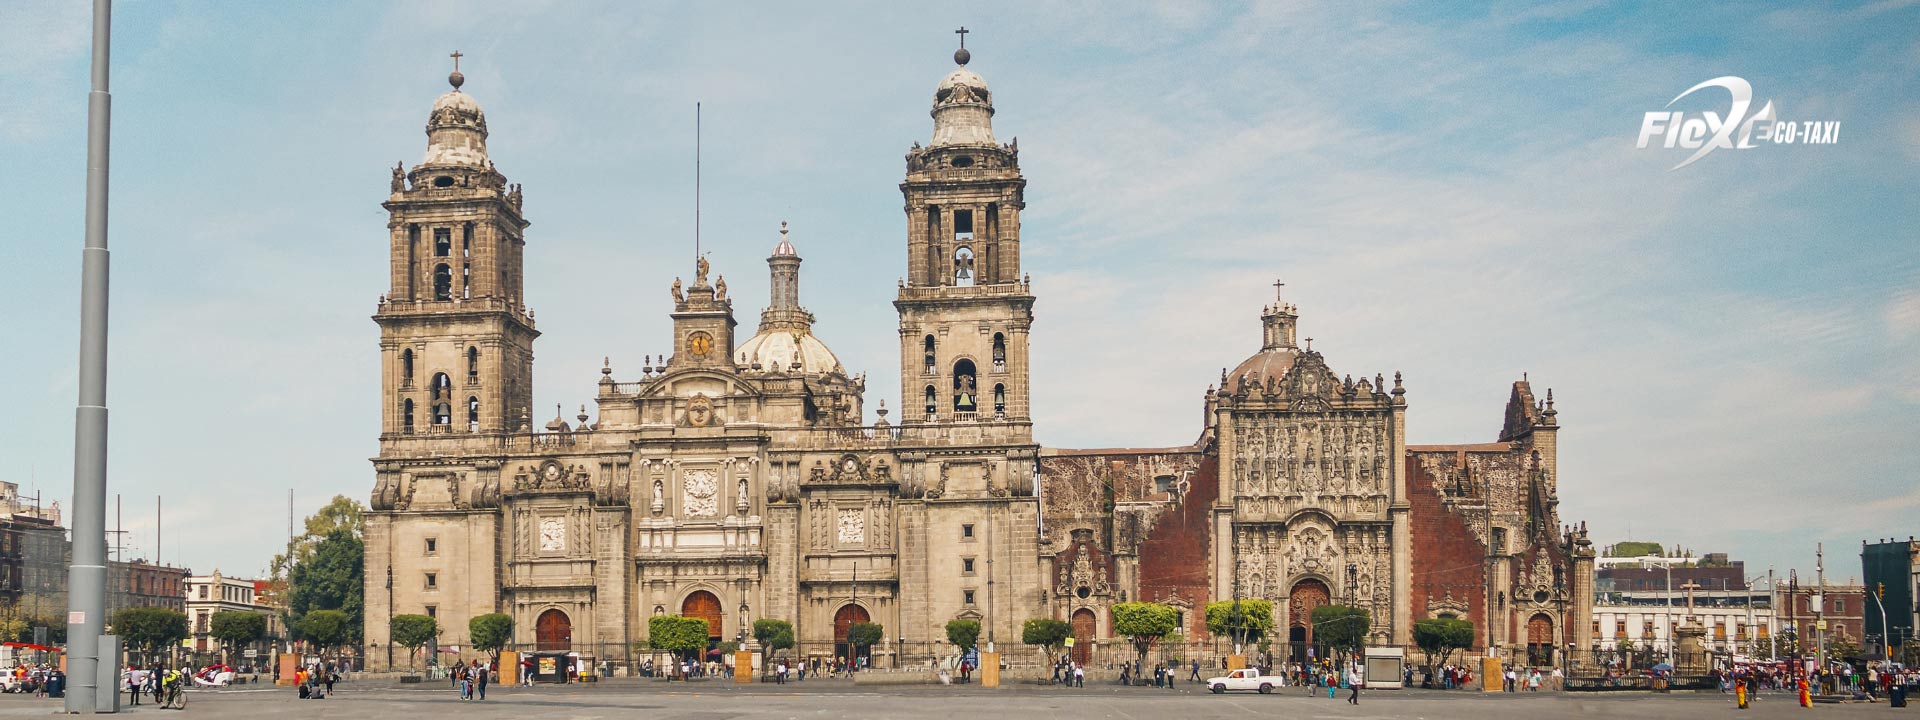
top-left (1205, 667), bottom-right (1287, 694)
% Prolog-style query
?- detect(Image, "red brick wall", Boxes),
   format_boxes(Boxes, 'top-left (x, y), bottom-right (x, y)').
top-left (1407, 453), bottom-right (1490, 650)
top-left (1137, 455), bottom-right (1218, 639)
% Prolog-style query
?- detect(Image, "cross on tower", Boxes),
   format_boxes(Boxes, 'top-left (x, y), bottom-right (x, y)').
top-left (450, 50), bottom-right (463, 72)
top-left (955, 26), bottom-right (969, 49)
top-left (1273, 280), bottom-right (1285, 303)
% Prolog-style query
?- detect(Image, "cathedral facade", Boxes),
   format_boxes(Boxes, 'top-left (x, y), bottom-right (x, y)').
top-left (362, 46), bottom-right (1593, 671)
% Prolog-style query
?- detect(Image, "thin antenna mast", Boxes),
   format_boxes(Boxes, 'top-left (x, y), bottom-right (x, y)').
top-left (702, 102), bottom-right (710, 268)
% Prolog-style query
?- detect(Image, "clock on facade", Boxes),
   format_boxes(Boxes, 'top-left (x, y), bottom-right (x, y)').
top-left (687, 331), bottom-right (714, 358)
top-left (538, 517), bottom-right (565, 552)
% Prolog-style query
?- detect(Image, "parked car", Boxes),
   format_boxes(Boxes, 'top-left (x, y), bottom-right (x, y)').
top-left (1206, 668), bottom-right (1286, 694)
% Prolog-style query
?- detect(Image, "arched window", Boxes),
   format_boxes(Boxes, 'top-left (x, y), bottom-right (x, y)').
top-left (467, 397), bottom-right (480, 432)
top-left (433, 228), bottom-right (451, 257)
top-left (952, 359), bottom-right (978, 412)
top-left (993, 383), bottom-right (1006, 414)
top-left (402, 399), bottom-right (415, 433)
top-left (466, 347), bottom-right (479, 382)
top-left (461, 263), bottom-right (471, 300)
top-left (924, 385), bottom-right (938, 416)
top-left (953, 247), bottom-right (975, 287)
top-left (923, 335), bottom-right (936, 374)
top-left (991, 333), bottom-right (1006, 371)
top-left (433, 264), bottom-right (453, 301)
top-left (401, 349), bottom-right (415, 385)
top-left (430, 373), bottom-right (452, 426)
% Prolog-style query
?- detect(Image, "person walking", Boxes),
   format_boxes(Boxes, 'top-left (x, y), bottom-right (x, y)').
top-left (477, 660), bottom-right (490, 700)
top-left (1073, 663), bottom-right (1085, 688)
top-left (1189, 658), bottom-right (1202, 684)
top-left (148, 665), bottom-right (163, 705)
top-left (1347, 665), bottom-right (1362, 705)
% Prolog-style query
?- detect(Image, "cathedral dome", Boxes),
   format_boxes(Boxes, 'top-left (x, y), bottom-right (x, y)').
top-left (1228, 347), bottom-right (1301, 388)
top-left (737, 328), bottom-right (842, 375)
top-left (930, 51), bottom-right (995, 147)
top-left (1229, 300), bottom-right (1303, 387)
top-left (422, 74), bottom-right (490, 167)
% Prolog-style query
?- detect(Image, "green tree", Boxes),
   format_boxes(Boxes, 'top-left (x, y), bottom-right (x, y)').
top-left (1309, 605), bottom-right (1371, 660)
top-left (112, 607), bottom-right (189, 661)
top-left (272, 495), bottom-right (365, 574)
top-left (1205, 600), bottom-right (1275, 648)
top-left (468, 613), bottom-right (513, 662)
top-left (287, 528), bottom-right (364, 648)
top-left (1021, 618), bottom-right (1072, 672)
top-left (1111, 602), bottom-right (1179, 668)
top-left (648, 615), bottom-right (710, 677)
top-left (753, 618), bottom-right (796, 677)
top-left (1828, 638), bottom-right (1860, 661)
top-left (301, 609), bottom-right (351, 655)
top-left (1412, 618), bottom-right (1474, 671)
top-left (945, 619), bottom-right (981, 652)
top-left (390, 614), bottom-right (438, 669)
top-left (209, 611), bottom-right (268, 665)
top-left (847, 622), bottom-right (884, 666)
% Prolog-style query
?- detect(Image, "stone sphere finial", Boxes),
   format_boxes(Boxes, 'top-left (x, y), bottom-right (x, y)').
top-left (954, 47), bottom-right (971, 66)
top-left (449, 70), bottom-right (465, 90)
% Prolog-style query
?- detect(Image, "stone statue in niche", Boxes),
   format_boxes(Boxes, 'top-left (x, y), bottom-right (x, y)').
top-left (391, 162), bottom-right (406, 193)
top-left (671, 278), bottom-right (684, 304)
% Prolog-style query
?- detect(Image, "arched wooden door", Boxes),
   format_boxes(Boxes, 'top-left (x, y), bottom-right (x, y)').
top-left (682, 591), bottom-right (724, 641)
top-left (1070, 609), bottom-right (1096, 664)
top-left (1526, 614), bottom-right (1555, 666)
top-left (833, 604), bottom-right (871, 664)
top-left (1288, 579), bottom-right (1331, 659)
top-left (535, 609), bottom-right (572, 651)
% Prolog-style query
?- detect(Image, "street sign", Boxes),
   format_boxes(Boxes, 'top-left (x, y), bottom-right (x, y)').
top-left (1063, 637), bottom-right (1074, 648)
top-left (1816, 620), bottom-right (1828, 631)
top-left (243, 649), bottom-right (257, 658)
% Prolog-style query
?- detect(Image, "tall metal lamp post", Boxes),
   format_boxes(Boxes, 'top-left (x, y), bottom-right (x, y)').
top-left (65, 0), bottom-right (118, 712)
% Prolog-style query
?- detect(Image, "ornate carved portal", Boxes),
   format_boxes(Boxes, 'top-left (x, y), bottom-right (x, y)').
top-left (1288, 578), bottom-right (1331, 648)
top-left (1070, 608), bottom-right (1096, 664)
top-left (536, 608), bottom-right (572, 651)
top-left (1527, 613), bottom-right (1556, 666)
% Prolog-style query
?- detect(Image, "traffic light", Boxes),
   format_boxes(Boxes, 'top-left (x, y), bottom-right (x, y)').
top-left (1878, 582), bottom-right (1885, 599)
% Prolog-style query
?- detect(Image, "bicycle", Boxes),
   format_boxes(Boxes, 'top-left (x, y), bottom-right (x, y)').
top-left (161, 676), bottom-right (187, 710)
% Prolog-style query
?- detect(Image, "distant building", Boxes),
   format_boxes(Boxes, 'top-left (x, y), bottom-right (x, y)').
top-left (1591, 554), bottom-right (1778, 656)
top-left (183, 571), bottom-right (274, 660)
top-left (1780, 582), bottom-right (1867, 656)
top-left (1861, 538), bottom-right (1919, 654)
top-left (109, 560), bottom-right (189, 616)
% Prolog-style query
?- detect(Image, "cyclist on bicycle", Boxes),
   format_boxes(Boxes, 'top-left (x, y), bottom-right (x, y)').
top-left (161, 668), bottom-right (185, 708)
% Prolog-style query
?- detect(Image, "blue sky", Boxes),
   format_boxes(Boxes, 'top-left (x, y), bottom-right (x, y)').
top-left (2, 1), bottom-right (1916, 583)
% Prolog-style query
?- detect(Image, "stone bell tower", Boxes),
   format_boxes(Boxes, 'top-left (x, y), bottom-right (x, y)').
top-left (896, 38), bottom-right (1034, 425)
top-left (375, 60), bottom-right (536, 436)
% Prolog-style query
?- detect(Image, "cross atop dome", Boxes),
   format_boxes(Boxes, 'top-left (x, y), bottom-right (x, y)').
top-left (448, 50), bottom-right (465, 90)
top-left (954, 27), bottom-right (971, 65)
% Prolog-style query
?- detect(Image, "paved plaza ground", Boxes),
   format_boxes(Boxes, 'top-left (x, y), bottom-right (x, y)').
top-left (0, 679), bottom-right (1900, 718)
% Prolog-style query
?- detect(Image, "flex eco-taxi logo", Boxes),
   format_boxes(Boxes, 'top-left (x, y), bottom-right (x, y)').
top-left (1636, 76), bottom-right (1840, 170)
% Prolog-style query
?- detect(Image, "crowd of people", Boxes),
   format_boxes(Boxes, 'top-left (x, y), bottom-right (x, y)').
top-left (6, 664), bottom-right (63, 696)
